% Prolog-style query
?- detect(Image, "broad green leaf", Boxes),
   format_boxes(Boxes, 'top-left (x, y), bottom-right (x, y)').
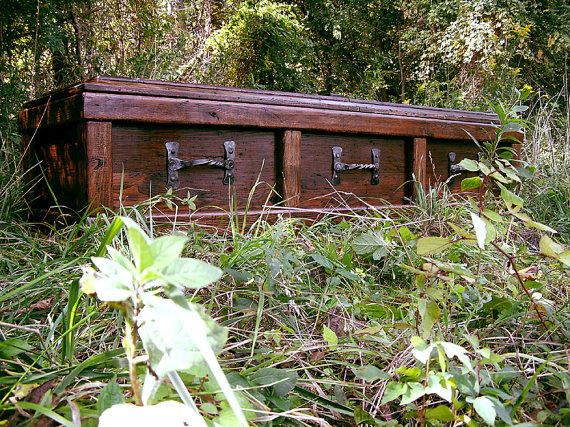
top-left (457, 158), bottom-right (479, 172)
top-left (419, 299), bottom-right (440, 339)
top-left (352, 231), bottom-right (386, 255)
top-left (439, 342), bottom-right (473, 372)
top-left (380, 382), bottom-right (407, 405)
top-left (87, 259), bottom-right (135, 301)
top-left (425, 405), bottom-right (455, 421)
top-left (461, 176), bottom-right (482, 191)
top-left (125, 222), bottom-right (153, 274)
top-left (470, 212), bottom-right (487, 250)
top-left (0, 338), bottom-right (34, 358)
top-left (151, 235), bottom-right (189, 269)
top-left (353, 407), bottom-right (376, 425)
top-left (539, 235), bottom-right (564, 259)
top-left (353, 365), bottom-right (391, 382)
top-left (138, 295), bottom-right (227, 377)
top-left (98, 378), bottom-right (125, 415)
top-left (395, 366), bottom-right (422, 380)
top-left (372, 246), bottom-right (388, 260)
top-left (417, 237), bottom-right (452, 255)
top-left (426, 372), bottom-right (453, 402)
top-left (490, 171), bottom-right (510, 184)
top-left (323, 324), bottom-right (338, 349)
top-left (156, 258), bottom-right (222, 289)
top-left (498, 184), bottom-right (524, 207)
top-left (249, 367), bottom-right (297, 397)
top-left (311, 253), bottom-right (334, 270)
top-left (560, 251), bottom-right (570, 268)
top-left (447, 222), bottom-right (474, 239)
top-left (471, 396), bottom-right (496, 426)
top-left (482, 209), bottom-right (502, 223)
top-left (400, 382), bottom-right (426, 405)
top-left (106, 246), bottom-right (137, 276)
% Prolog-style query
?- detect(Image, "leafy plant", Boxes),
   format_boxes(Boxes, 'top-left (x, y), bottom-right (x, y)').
top-left (378, 99), bottom-right (570, 424)
top-left (80, 216), bottom-right (247, 426)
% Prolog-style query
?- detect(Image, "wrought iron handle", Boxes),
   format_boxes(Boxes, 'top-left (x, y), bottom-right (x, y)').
top-left (331, 146), bottom-right (380, 185)
top-left (448, 151), bottom-right (483, 186)
top-left (166, 140), bottom-right (235, 189)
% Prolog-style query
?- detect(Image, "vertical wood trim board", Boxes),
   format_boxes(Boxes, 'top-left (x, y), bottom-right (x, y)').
top-left (282, 130), bottom-right (302, 207)
top-left (84, 121), bottom-right (113, 209)
top-left (412, 137), bottom-right (427, 199)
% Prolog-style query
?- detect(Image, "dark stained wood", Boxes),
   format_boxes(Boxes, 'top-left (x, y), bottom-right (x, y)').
top-left (111, 125), bottom-right (277, 212)
top-left (19, 77), bottom-right (523, 222)
top-left (83, 121), bottom-right (113, 209)
top-left (24, 76), bottom-right (499, 126)
top-left (27, 124), bottom-right (88, 211)
top-left (83, 93), bottom-right (497, 141)
top-left (300, 133), bottom-right (408, 208)
top-left (426, 140), bottom-right (482, 191)
top-left (18, 94), bottom-right (83, 131)
top-left (412, 137), bottom-right (427, 199)
top-left (282, 130), bottom-right (302, 207)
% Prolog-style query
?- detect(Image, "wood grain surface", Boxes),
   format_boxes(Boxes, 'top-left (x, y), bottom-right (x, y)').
top-left (299, 133), bottom-right (409, 208)
top-left (111, 125), bottom-right (278, 212)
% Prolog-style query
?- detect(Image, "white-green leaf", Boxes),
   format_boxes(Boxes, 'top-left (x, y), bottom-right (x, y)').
top-left (124, 222), bottom-right (153, 274)
top-left (472, 396), bottom-right (496, 425)
top-left (138, 295), bottom-right (227, 377)
top-left (457, 158), bottom-right (479, 172)
top-left (380, 382), bottom-right (407, 405)
top-left (426, 372), bottom-right (453, 403)
top-left (98, 401), bottom-right (205, 427)
top-left (156, 258), bottom-right (222, 289)
top-left (150, 235), bottom-right (189, 269)
top-left (417, 237), bottom-right (452, 255)
top-left (400, 382), bottom-right (426, 405)
top-left (352, 231), bottom-right (386, 255)
top-left (470, 212), bottom-right (487, 250)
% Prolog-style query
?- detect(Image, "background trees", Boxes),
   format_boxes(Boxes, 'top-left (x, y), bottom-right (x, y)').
top-left (2, 0), bottom-right (568, 104)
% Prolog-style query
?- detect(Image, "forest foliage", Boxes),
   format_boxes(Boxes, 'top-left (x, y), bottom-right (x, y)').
top-left (1, 1), bottom-right (570, 426)
top-left (2, 0), bottom-right (569, 108)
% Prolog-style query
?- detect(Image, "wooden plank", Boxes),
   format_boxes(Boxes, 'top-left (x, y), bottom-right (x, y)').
top-left (299, 134), bottom-right (408, 208)
top-left (24, 77), bottom-right (498, 125)
top-left (110, 125), bottom-right (277, 211)
top-left (412, 137), bottom-right (427, 199)
top-left (282, 130), bottom-right (302, 207)
top-left (18, 94), bottom-right (84, 131)
top-left (83, 121), bottom-right (113, 209)
top-left (84, 93), bottom-right (498, 141)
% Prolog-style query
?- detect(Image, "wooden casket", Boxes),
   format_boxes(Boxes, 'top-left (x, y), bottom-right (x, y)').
top-left (18, 76), bottom-right (512, 223)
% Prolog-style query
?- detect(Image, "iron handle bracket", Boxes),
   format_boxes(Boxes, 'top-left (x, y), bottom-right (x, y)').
top-left (166, 140), bottom-right (235, 189)
top-left (331, 146), bottom-right (380, 186)
top-left (448, 151), bottom-right (483, 186)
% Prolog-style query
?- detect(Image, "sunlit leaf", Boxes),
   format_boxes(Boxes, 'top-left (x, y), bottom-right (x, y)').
top-left (470, 212), bottom-right (487, 250)
top-left (417, 237), bottom-right (452, 255)
top-left (380, 382), bottom-right (407, 405)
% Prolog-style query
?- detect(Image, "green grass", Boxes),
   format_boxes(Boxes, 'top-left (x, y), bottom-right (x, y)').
top-left (1, 86), bottom-right (569, 426)
top-left (1, 190), bottom-right (569, 425)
